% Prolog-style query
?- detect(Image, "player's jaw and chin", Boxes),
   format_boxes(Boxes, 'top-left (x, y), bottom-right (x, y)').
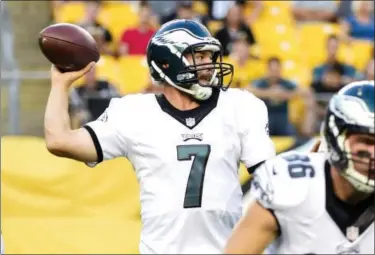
top-left (341, 134), bottom-right (375, 189)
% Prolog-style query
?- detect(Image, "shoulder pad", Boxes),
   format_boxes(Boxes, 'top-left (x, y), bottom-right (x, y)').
top-left (227, 88), bottom-right (262, 103)
top-left (251, 151), bottom-right (316, 210)
top-left (95, 94), bottom-right (148, 124)
top-left (226, 88), bottom-right (268, 126)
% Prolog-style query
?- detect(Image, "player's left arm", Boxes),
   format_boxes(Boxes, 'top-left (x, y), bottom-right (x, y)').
top-left (225, 161), bottom-right (280, 254)
top-left (224, 200), bottom-right (279, 254)
top-left (239, 92), bottom-right (276, 173)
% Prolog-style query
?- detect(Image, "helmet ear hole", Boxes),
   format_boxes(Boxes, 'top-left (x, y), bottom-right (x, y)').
top-left (158, 59), bottom-right (169, 69)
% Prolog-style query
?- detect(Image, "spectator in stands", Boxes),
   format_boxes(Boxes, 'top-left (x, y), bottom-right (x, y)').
top-left (340, 1), bottom-right (374, 43)
top-left (292, 1), bottom-right (338, 23)
top-left (78, 1), bottom-right (113, 53)
top-left (249, 57), bottom-right (315, 137)
top-left (206, 0), bottom-right (236, 20)
top-left (311, 62), bottom-right (346, 132)
top-left (241, 1), bottom-right (264, 25)
top-left (357, 57), bottom-right (375, 80)
top-left (204, 0), bottom-right (263, 22)
top-left (312, 62), bottom-right (346, 94)
top-left (312, 34), bottom-right (356, 84)
top-left (85, 24), bottom-right (114, 56)
top-left (214, 4), bottom-right (256, 56)
top-left (227, 37), bottom-right (264, 88)
top-left (336, 0), bottom-right (354, 20)
top-left (161, 1), bottom-right (208, 26)
top-left (147, 0), bottom-right (178, 20)
top-left (51, 0), bottom-right (67, 11)
top-left (69, 65), bottom-right (120, 128)
top-left (119, 3), bottom-right (156, 55)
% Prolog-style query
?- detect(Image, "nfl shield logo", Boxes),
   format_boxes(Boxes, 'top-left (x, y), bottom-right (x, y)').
top-left (346, 226), bottom-right (359, 241)
top-left (185, 117), bottom-right (196, 127)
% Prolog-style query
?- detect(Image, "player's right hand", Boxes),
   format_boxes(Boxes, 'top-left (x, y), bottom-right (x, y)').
top-left (50, 62), bottom-right (95, 88)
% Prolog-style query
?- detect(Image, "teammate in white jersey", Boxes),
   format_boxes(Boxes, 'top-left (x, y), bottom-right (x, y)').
top-left (225, 81), bottom-right (374, 254)
top-left (44, 19), bottom-right (275, 254)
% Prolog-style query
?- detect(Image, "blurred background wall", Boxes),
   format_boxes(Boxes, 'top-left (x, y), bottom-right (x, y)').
top-left (1, 1), bottom-right (52, 136)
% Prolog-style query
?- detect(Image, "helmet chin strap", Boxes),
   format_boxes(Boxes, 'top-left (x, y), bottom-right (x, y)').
top-left (190, 69), bottom-right (218, 101)
top-left (190, 84), bottom-right (212, 100)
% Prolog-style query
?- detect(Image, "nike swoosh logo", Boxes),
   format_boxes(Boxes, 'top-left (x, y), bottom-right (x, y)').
top-left (272, 167), bottom-right (277, 175)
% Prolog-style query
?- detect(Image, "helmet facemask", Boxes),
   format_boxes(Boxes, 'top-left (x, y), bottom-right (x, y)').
top-left (331, 130), bottom-right (375, 193)
top-left (179, 42), bottom-right (233, 89)
top-left (171, 42), bottom-right (233, 101)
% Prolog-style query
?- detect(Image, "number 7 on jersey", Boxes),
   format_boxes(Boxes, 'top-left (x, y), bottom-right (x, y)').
top-left (176, 145), bottom-right (211, 208)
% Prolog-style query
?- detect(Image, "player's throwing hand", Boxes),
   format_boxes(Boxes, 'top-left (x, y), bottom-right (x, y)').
top-left (50, 62), bottom-right (95, 88)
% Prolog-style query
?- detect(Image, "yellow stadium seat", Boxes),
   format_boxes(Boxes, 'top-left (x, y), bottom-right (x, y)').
top-left (257, 1), bottom-right (294, 25)
top-left (281, 59), bottom-right (313, 128)
top-left (224, 56), bottom-right (266, 88)
top-left (298, 23), bottom-right (340, 69)
top-left (281, 60), bottom-right (314, 128)
top-left (263, 0), bottom-right (293, 9)
top-left (207, 20), bottom-right (223, 35)
top-left (253, 22), bottom-right (301, 61)
top-left (249, 44), bottom-right (262, 58)
top-left (95, 55), bottom-right (121, 86)
top-left (340, 40), bottom-right (373, 71)
top-left (117, 55), bottom-right (150, 94)
top-left (192, 1), bottom-right (208, 16)
top-left (97, 3), bottom-right (139, 43)
top-left (289, 96), bottom-right (306, 130)
top-left (282, 59), bottom-right (312, 87)
top-left (53, 2), bottom-right (86, 24)
top-left (71, 55), bottom-right (120, 88)
top-left (327, 40), bottom-right (373, 72)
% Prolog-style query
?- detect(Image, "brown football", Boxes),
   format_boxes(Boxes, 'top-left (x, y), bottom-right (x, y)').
top-left (38, 23), bottom-right (100, 72)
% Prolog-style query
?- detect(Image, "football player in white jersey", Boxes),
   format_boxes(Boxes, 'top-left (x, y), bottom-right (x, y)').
top-left (225, 80), bottom-right (374, 254)
top-left (44, 19), bottom-right (275, 254)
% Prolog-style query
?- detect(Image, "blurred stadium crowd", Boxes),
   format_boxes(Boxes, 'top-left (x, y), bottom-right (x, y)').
top-left (52, 0), bottom-right (374, 141)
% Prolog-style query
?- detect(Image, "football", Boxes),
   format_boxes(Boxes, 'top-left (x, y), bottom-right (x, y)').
top-left (38, 23), bottom-right (100, 72)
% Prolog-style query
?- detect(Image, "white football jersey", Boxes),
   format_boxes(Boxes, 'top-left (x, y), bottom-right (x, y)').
top-left (1, 233), bottom-right (4, 255)
top-left (250, 151), bottom-right (374, 254)
top-left (85, 88), bottom-right (275, 254)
